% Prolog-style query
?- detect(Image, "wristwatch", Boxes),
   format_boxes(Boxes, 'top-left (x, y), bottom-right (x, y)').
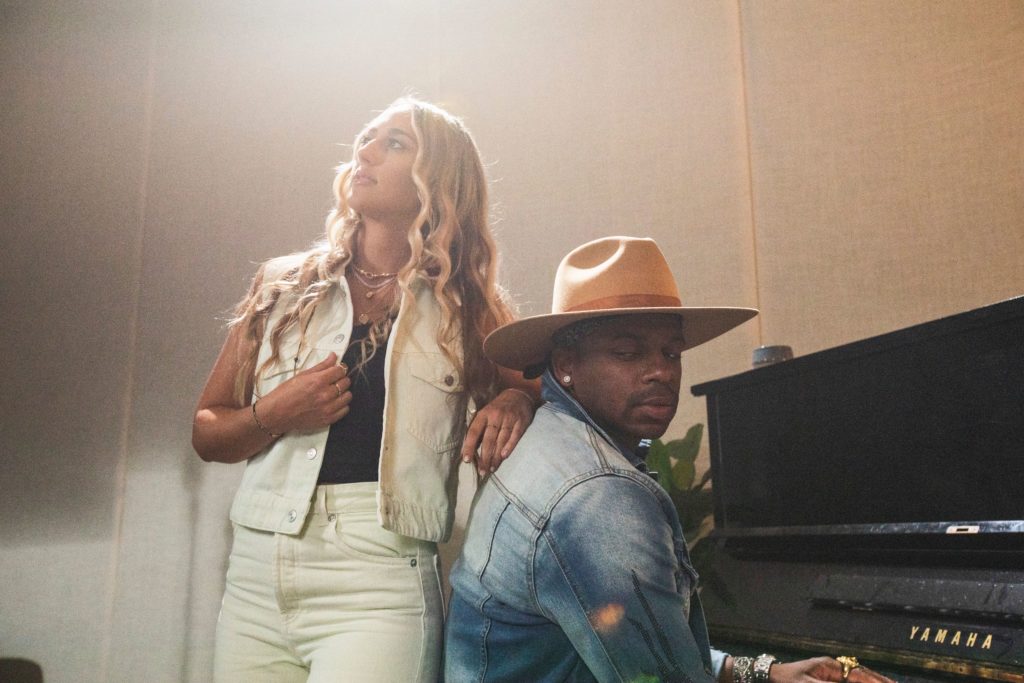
top-left (752, 653), bottom-right (777, 682)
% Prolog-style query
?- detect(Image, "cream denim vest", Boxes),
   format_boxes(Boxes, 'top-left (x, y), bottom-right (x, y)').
top-left (229, 270), bottom-right (470, 542)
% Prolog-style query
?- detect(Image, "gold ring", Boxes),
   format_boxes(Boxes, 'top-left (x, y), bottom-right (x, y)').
top-left (836, 656), bottom-right (860, 681)
top-left (334, 381), bottom-right (343, 398)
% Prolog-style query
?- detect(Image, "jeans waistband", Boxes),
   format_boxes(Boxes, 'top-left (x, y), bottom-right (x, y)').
top-left (311, 482), bottom-right (378, 516)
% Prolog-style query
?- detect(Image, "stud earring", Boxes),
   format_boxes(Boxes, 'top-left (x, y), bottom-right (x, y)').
top-left (562, 375), bottom-right (572, 385)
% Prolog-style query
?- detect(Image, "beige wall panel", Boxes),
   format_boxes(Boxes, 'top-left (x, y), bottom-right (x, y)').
top-left (742, 0), bottom-right (1024, 356)
top-left (0, 542), bottom-right (113, 682)
top-left (435, 0), bottom-right (759, 437)
top-left (0, 1), bottom-right (149, 540)
top-left (180, 465), bottom-right (243, 682)
top-left (1, 2), bottom-right (151, 680)
top-left (106, 471), bottom-right (193, 680)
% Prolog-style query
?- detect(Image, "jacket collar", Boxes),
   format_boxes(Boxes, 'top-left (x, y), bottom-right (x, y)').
top-left (540, 368), bottom-right (647, 469)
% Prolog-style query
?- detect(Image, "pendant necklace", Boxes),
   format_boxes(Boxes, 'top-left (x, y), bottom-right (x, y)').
top-left (349, 265), bottom-right (398, 300)
top-left (349, 260), bottom-right (399, 324)
top-left (357, 294), bottom-right (395, 325)
top-left (351, 277), bottom-right (397, 324)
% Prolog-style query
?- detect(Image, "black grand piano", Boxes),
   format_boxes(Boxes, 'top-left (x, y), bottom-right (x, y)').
top-left (690, 296), bottom-right (1024, 683)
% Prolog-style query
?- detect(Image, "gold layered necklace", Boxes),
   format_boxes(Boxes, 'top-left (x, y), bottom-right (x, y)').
top-left (350, 266), bottom-right (397, 299)
top-left (350, 262), bottom-right (398, 280)
top-left (348, 262), bottom-right (399, 324)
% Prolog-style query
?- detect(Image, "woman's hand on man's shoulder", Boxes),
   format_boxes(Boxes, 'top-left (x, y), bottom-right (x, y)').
top-left (461, 387), bottom-right (537, 476)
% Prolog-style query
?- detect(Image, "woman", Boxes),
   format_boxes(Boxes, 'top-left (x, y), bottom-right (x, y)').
top-left (192, 97), bottom-right (537, 682)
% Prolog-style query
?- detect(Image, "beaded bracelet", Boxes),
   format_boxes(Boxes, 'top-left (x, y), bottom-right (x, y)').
top-left (251, 399), bottom-right (282, 438)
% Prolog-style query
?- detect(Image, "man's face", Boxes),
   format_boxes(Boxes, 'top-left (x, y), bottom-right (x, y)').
top-left (552, 314), bottom-right (683, 450)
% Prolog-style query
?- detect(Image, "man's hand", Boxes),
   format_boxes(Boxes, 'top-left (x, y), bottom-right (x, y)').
top-left (768, 656), bottom-right (896, 683)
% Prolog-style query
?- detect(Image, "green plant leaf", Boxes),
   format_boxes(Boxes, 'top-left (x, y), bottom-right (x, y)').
top-left (670, 423), bottom-right (704, 465)
top-left (647, 425), bottom-right (716, 576)
top-left (670, 458), bottom-right (696, 492)
top-left (669, 423), bottom-right (703, 490)
top-left (645, 437), bottom-right (669, 463)
top-left (644, 439), bottom-right (673, 494)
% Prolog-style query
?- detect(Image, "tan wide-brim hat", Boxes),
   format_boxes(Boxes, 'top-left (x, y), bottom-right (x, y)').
top-left (484, 236), bottom-right (758, 371)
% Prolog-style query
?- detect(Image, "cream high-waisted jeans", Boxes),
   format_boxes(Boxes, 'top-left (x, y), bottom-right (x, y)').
top-left (214, 482), bottom-right (443, 682)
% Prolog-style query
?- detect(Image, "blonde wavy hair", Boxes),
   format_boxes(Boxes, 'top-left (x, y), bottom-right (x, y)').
top-left (230, 97), bottom-right (514, 408)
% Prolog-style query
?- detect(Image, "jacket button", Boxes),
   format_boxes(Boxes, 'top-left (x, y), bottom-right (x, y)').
top-left (333, 334), bottom-right (346, 343)
top-left (410, 558), bottom-right (417, 567)
top-left (306, 447), bottom-right (317, 459)
top-left (444, 375), bottom-right (454, 386)
top-left (287, 510), bottom-right (297, 522)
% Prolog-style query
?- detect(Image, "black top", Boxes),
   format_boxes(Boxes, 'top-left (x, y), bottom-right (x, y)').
top-left (318, 322), bottom-right (387, 484)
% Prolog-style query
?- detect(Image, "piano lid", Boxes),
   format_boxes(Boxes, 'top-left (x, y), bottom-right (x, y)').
top-left (691, 296), bottom-right (1024, 543)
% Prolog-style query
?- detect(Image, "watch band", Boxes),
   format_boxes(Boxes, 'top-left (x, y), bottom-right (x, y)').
top-left (732, 656), bottom-right (754, 683)
top-left (752, 653), bottom-right (777, 683)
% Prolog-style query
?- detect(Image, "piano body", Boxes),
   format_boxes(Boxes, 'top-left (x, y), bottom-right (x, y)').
top-left (691, 296), bottom-right (1024, 683)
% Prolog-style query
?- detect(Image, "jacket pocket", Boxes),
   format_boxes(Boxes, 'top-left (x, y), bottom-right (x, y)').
top-left (400, 351), bottom-right (466, 454)
top-left (407, 350), bottom-right (463, 393)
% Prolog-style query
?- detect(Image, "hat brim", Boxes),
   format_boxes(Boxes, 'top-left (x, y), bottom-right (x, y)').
top-left (484, 306), bottom-right (758, 371)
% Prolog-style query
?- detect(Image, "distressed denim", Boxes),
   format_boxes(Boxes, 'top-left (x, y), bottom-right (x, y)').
top-left (444, 371), bottom-right (726, 683)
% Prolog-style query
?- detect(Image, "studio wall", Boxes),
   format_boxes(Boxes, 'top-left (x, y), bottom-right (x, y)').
top-left (741, 0), bottom-right (1024, 354)
top-left (1, 2), bottom-right (1020, 681)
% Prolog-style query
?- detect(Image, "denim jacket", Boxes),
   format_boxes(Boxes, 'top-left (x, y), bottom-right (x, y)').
top-left (445, 370), bottom-right (727, 682)
top-left (229, 258), bottom-right (469, 542)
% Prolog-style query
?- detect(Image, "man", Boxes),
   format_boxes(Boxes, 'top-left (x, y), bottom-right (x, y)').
top-left (444, 237), bottom-right (893, 683)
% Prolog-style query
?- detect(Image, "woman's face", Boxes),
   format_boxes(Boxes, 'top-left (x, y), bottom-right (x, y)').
top-left (348, 109), bottom-right (422, 228)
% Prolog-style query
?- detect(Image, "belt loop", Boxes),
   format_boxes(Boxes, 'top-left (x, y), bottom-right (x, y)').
top-left (410, 543), bottom-right (422, 569)
top-left (313, 485), bottom-right (327, 515)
